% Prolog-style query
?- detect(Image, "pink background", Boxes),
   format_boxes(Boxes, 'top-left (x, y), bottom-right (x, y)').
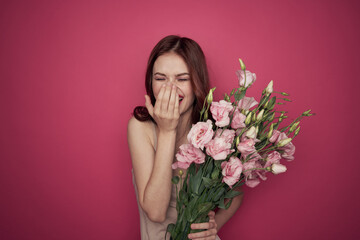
top-left (1, 0), bottom-right (359, 239)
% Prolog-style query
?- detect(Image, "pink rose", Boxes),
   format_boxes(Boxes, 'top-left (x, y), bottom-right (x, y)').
top-left (215, 129), bottom-right (236, 144)
top-left (264, 151), bottom-right (281, 168)
top-left (237, 138), bottom-right (256, 157)
top-left (172, 144), bottom-right (206, 169)
top-left (243, 160), bottom-right (267, 188)
top-left (237, 96), bottom-right (258, 110)
top-left (221, 157), bottom-right (243, 188)
top-left (210, 100), bottom-right (233, 127)
top-left (276, 132), bottom-right (296, 161)
top-left (205, 137), bottom-right (235, 160)
top-left (187, 120), bottom-right (214, 150)
top-left (236, 70), bottom-right (256, 88)
top-left (230, 109), bottom-right (246, 129)
top-left (269, 130), bottom-right (281, 143)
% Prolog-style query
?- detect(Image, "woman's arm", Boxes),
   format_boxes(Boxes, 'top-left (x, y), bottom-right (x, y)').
top-left (128, 83), bottom-right (180, 222)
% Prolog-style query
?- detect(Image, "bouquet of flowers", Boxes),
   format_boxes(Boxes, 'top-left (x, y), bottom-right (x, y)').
top-left (166, 59), bottom-right (313, 240)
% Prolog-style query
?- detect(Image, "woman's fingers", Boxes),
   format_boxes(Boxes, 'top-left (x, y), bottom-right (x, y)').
top-left (188, 211), bottom-right (218, 239)
top-left (174, 91), bottom-right (179, 117)
top-left (208, 211), bottom-right (216, 220)
top-left (154, 84), bottom-right (165, 116)
top-left (161, 84), bottom-right (172, 113)
top-left (190, 222), bottom-right (216, 230)
top-left (188, 227), bottom-right (217, 239)
top-left (167, 84), bottom-right (177, 114)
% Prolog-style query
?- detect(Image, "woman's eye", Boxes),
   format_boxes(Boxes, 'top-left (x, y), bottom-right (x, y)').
top-left (178, 78), bottom-right (189, 81)
top-left (155, 78), bottom-right (165, 81)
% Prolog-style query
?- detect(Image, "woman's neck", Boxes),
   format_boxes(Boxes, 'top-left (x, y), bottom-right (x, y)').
top-left (175, 109), bottom-right (193, 144)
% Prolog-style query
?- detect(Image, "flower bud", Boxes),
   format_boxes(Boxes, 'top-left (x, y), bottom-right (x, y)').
top-left (289, 121), bottom-right (300, 133)
top-left (280, 92), bottom-right (289, 96)
top-left (255, 126), bottom-right (259, 135)
top-left (252, 111), bottom-right (257, 122)
top-left (267, 123), bottom-right (274, 139)
top-left (235, 135), bottom-right (240, 146)
top-left (179, 170), bottom-right (183, 176)
top-left (302, 109), bottom-right (312, 116)
top-left (207, 87), bottom-right (216, 105)
top-left (256, 109), bottom-right (264, 121)
top-left (294, 126), bottom-right (301, 136)
top-left (239, 58), bottom-right (246, 71)
top-left (265, 80), bottom-right (273, 95)
top-left (269, 112), bottom-right (275, 122)
top-left (271, 163), bottom-right (287, 174)
top-left (264, 100), bottom-right (269, 109)
top-left (224, 93), bottom-right (231, 102)
top-left (245, 112), bottom-right (252, 125)
top-left (246, 126), bottom-right (256, 139)
top-left (203, 111), bottom-right (208, 121)
top-left (277, 138), bottom-right (292, 147)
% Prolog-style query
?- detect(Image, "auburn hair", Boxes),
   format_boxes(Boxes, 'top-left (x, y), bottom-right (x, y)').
top-left (133, 35), bottom-right (210, 124)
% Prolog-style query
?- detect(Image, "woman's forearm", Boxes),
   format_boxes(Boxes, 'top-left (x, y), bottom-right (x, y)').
top-left (142, 129), bottom-right (177, 222)
top-left (215, 190), bottom-right (244, 231)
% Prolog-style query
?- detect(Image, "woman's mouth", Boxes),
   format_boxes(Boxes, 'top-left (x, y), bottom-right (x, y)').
top-left (179, 95), bottom-right (184, 104)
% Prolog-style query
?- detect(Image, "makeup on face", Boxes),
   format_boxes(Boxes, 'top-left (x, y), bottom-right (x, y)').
top-left (152, 52), bottom-right (195, 111)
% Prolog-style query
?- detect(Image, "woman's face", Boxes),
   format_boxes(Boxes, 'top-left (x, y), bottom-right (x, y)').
top-left (152, 52), bottom-right (195, 116)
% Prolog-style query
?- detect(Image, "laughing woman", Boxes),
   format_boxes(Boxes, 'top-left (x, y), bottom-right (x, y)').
top-left (127, 35), bottom-right (243, 240)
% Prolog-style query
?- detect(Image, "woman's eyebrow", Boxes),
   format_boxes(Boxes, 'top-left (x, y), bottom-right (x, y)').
top-left (154, 72), bottom-right (190, 77)
top-left (175, 73), bottom-right (190, 77)
top-left (154, 72), bottom-right (166, 76)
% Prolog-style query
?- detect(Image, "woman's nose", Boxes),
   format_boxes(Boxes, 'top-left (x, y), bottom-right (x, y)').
top-left (167, 78), bottom-right (177, 86)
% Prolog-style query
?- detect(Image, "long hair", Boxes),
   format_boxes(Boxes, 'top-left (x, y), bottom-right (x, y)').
top-left (133, 35), bottom-right (210, 124)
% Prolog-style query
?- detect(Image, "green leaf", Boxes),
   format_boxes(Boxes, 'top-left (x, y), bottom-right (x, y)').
top-left (259, 95), bottom-right (270, 107)
top-left (202, 177), bottom-right (217, 188)
top-left (191, 168), bottom-right (203, 194)
top-left (268, 96), bottom-right (277, 110)
top-left (218, 197), bottom-right (226, 209)
top-left (211, 168), bottom-right (220, 180)
top-left (213, 187), bottom-right (225, 202)
top-left (214, 160), bottom-right (222, 170)
top-left (225, 190), bottom-right (242, 199)
top-left (225, 198), bottom-right (234, 209)
top-left (234, 89), bottom-right (246, 101)
top-left (197, 202), bottom-right (214, 216)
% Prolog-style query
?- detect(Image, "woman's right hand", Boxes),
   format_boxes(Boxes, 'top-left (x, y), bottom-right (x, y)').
top-left (145, 83), bottom-right (180, 132)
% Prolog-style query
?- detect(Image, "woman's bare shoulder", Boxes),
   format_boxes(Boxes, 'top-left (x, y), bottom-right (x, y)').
top-left (127, 116), bottom-right (155, 148)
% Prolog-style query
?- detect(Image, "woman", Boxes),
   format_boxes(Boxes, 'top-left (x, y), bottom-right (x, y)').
top-left (127, 35), bottom-right (243, 240)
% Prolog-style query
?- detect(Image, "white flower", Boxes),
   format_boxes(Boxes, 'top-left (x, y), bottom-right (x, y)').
top-left (245, 126), bottom-right (256, 139)
top-left (256, 109), bottom-right (264, 121)
top-left (265, 80), bottom-right (273, 95)
top-left (271, 163), bottom-right (287, 174)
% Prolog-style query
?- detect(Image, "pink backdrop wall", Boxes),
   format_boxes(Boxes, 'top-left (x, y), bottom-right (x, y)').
top-left (1, 0), bottom-right (359, 239)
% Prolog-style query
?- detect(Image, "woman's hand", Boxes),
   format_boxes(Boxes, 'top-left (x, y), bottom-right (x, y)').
top-left (188, 211), bottom-right (218, 240)
top-left (145, 83), bottom-right (180, 132)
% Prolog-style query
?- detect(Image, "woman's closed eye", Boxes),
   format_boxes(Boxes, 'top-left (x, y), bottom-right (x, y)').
top-left (177, 78), bottom-right (189, 81)
top-left (155, 78), bottom-right (166, 81)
